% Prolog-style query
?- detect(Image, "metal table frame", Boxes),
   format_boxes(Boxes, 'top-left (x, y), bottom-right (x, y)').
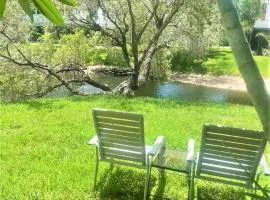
top-left (147, 139), bottom-right (195, 200)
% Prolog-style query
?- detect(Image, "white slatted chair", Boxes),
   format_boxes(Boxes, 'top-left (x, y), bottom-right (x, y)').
top-left (88, 109), bottom-right (165, 200)
top-left (189, 124), bottom-right (270, 199)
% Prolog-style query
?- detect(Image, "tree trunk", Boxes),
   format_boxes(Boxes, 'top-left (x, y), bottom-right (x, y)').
top-left (138, 52), bottom-right (154, 87)
top-left (216, 0), bottom-right (270, 143)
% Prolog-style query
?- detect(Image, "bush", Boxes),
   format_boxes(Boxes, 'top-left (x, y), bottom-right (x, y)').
top-left (0, 63), bottom-right (55, 101)
top-left (53, 29), bottom-right (92, 66)
top-left (104, 47), bottom-right (127, 67)
top-left (150, 49), bottom-right (170, 80)
top-left (86, 46), bottom-right (126, 67)
top-left (169, 49), bottom-right (206, 73)
top-left (50, 30), bottom-right (127, 67)
top-left (255, 33), bottom-right (269, 55)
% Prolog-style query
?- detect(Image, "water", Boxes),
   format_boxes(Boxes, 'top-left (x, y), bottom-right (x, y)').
top-left (135, 81), bottom-right (252, 105)
top-left (46, 74), bottom-right (252, 105)
top-left (46, 73), bottom-right (127, 97)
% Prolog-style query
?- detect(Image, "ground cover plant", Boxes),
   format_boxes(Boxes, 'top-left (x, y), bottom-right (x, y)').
top-left (1, 95), bottom-right (269, 199)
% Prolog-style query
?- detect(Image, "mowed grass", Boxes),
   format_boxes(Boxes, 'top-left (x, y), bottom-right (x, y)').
top-left (202, 48), bottom-right (270, 77)
top-left (0, 95), bottom-right (269, 199)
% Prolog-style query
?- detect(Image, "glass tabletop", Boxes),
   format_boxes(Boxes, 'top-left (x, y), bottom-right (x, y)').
top-left (151, 148), bottom-right (190, 174)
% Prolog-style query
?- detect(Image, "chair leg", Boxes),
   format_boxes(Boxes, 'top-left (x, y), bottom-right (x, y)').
top-left (93, 146), bottom-right (99, 191)
top-left (158, 147), bottom-right (166, 179)
top-left (250, 174), bottom-right (261, 200)
top-left (188, 161), bottom-right (195, 200)
top-left (144, 158), bottom-right (151, 200)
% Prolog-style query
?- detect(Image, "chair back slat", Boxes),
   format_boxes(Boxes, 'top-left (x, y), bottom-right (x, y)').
top-left (93, 109), bottom-right (146, 165)
top-left (196, 124), bottom-right (266, 187)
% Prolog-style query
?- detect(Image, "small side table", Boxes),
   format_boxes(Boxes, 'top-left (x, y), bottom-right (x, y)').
top-left (149, 146), bottom-right (195, 199)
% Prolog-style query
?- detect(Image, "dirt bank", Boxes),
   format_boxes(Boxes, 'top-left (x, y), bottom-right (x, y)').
top-left (171, 73), bottom-right (270, 92)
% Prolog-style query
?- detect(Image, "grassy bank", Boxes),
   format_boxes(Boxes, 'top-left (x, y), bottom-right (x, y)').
top-left (202, 48), bottom-right (270, 77)
top-left (0, 95), bottom-right (269, 199)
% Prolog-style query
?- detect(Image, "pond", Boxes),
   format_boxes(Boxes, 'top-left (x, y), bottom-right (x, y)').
top-left (47, 74), bottom-right (252, 105)
top-left (135, 81), bottom-right (252, 105)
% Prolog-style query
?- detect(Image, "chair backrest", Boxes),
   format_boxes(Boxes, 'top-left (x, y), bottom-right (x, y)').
top-left (92, 109), bottom-right (146, 167)
top-left (196, 124), bottom-right (266, 187)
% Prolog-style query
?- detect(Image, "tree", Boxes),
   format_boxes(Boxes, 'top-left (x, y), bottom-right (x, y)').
top-left (234, 0), bottom-right (262, 44)
top-left (216, 0), bottom-right (269, 143)
top-left (70, 0), bottom-right (186, 94)
top-left (0, 3), bottom-right (111, 99)
top-left (0, 28), bottom-right (111, 98)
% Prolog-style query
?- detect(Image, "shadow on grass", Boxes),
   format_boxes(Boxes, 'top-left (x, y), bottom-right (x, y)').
top-left (152, 172), bottom-right (167, 200)
top-left (197, 182), bottom-right (246, 200)
top-left (206, 50), bottom-right (229, 60)
top-left (96, 167), bottom-right (160, 200)
top-left (2, 97), bottom-right (69, 110)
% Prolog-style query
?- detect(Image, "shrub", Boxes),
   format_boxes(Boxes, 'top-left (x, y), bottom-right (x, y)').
top-left (87, 46), bottom-right (108, 65)
top-left (49, 30), bottom-right (127, 67)
top-left (255, 33), bottom-right (269, 55)
top-left (104, 47), bottom-right (127, 67)
top-left (52, 29), bottom-right (92, 66)
top-left (150, 49), bottom-right (170, 80)
top-left (169, 49), bottom-right (206, 73)
top-left (0, 63), bottom-right (55, 101)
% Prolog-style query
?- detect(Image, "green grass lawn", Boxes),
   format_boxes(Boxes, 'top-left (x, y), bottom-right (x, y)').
top-left (1, 95), bottom-right (269, 199)
top-left (202, 47), bottom-right (270, 77)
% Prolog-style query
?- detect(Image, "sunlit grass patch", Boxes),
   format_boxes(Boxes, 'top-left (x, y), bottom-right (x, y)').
top-left (0, 95), bottom-right (269, 199)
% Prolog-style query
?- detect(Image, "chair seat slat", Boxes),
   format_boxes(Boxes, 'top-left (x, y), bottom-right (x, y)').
top-left (100, 133), bottom-right (141, 143)
top-left (99, 128), bottom-right (141, 138)
top-left (202, 158), bottom-right (253, 171)
top-left (94, 109), bottom-right (141, 121)
top-left (205, 125), bottom-right (264, 139)
top-left (201, 165), bottom-right (251, 178)
top-left (200, 169), bottom-right (250, 182)
top-left (98, 123), bottom-right (140, 133)
top-left (203, 153), bottom-right (255, 166)
top-left (204, 149), bottom-right (257, 162)
top-left (96, 117), bottom-right (140, 127)
top-left (205, 138), bottom-right (260, 152)
top-left (102, 142), bottom-right (144, 153)
top-left (204, 144), bottom-right (258, 157)
top-left (206, 133), bottom-right (262, 146)
top-left (103, 148), bottom-right (144, 157)
top-left (101, 136), bottom-right (142, 147)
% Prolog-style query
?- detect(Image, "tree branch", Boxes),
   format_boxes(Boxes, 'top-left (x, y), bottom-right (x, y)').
top-left (138, 0), bottom-right (160, 41)
top-left (138, 0), bottom-right (185, 67)
top-left (0, 32), bottom-right (112, 97)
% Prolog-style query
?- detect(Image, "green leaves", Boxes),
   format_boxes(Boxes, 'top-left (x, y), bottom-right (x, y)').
top-left (0, 0), bottom-right (78, 25)
top-left (0, 0), bottom-right (6, 18)
top-left (18, 0), bottom-right (33, 22)
top-left (33, 0), bottom-right (64, 25)
top-left (57, 0), bottom-right (78, 6)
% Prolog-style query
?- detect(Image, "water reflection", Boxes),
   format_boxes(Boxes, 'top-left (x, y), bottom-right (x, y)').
top-left (46, 73), bottom-right (252, 105)
top-left (135, 82), bottom-right (252, 105)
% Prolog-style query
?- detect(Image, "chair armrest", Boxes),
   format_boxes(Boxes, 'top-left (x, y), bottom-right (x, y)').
top-left (186, 138), bottom-right (195, 162)
top-left (260, 154), bottom-right (270, 176)
top-left (88, 135), bottom-right (99, 146)
top-left (147, 136), bottom-right (166, 157)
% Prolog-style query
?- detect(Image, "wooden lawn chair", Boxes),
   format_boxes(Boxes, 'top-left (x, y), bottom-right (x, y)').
top-left (88, 108), bottom-right (166, 200)
top-left (189, 124), bottom-right (270, 200)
